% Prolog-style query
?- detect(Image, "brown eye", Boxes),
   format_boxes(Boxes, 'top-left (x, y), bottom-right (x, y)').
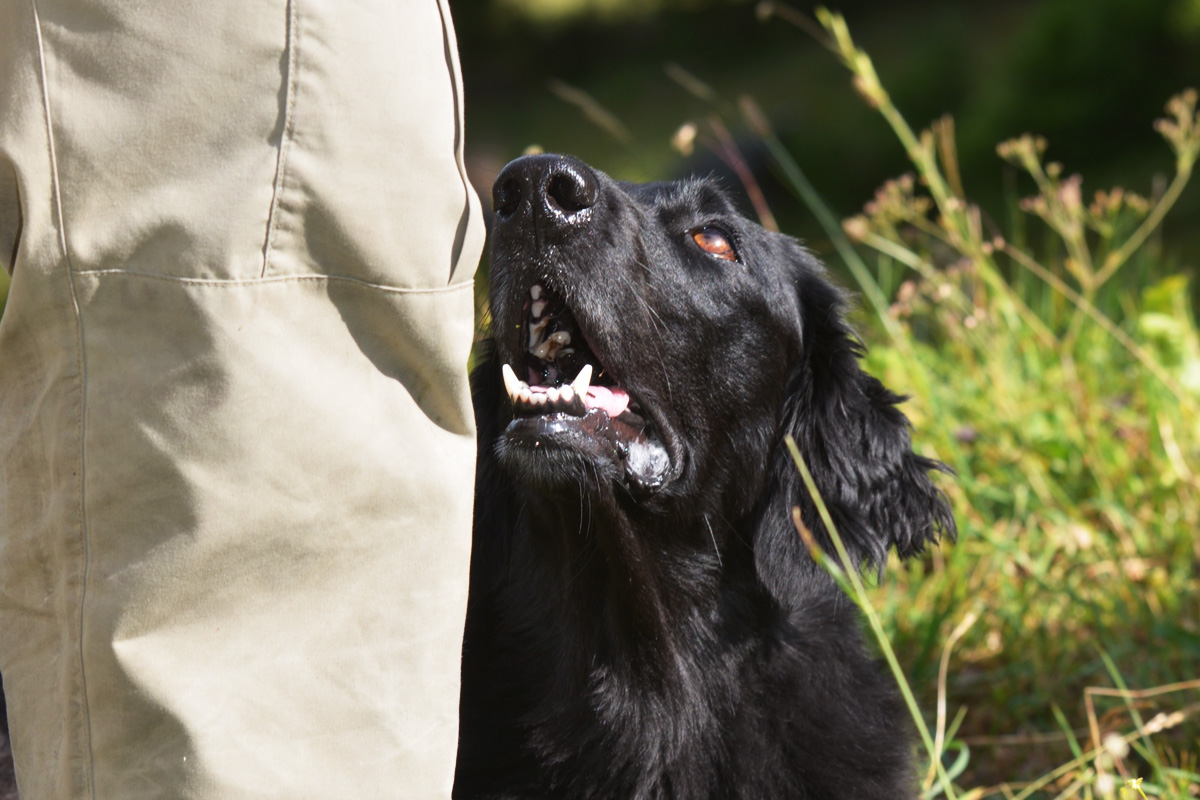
top-left (691, 227), bottom-right (737, 261)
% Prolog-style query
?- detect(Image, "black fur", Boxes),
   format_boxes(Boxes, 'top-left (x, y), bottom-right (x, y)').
top-left (455, 155), bottom-right (955, 800)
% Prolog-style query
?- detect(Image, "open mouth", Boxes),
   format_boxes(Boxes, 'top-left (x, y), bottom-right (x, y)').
top-left (501, 283), bottom-right (645, 425)
top-left (499, 283), bottom-right (669, 494)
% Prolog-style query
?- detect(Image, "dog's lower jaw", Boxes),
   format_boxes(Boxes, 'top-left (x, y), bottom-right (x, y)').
top-left (496, 415), bottom-right (672, 498)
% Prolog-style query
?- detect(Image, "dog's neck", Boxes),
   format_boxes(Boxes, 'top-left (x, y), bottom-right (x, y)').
top-left (495, 486), bottom-right (780, 791)
top-left (517, 487), bottom-right (749, 683)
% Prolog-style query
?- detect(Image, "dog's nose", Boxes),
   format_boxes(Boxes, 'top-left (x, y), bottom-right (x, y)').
top-left (492, 154), bottom-right (598, 227)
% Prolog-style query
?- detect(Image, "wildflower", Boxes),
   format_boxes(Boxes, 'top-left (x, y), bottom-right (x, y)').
top-left (1102, 731), bottom-right (1129, 759)
top-left (671, 123), bottom-right (698, 157)
top-left (1058, 174), bottom-right (1083, 214)
top-left (842, 216), bottom-right (870, 242)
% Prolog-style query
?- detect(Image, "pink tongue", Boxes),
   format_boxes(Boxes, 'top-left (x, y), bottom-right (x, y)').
top-left (584, 385), bottom-right (630, 418)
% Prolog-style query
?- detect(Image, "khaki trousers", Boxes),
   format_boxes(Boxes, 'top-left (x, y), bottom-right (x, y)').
top-left (0, 1), bottom-right (484, 798)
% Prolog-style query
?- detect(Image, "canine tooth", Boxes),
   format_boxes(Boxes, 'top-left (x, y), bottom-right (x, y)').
top-left (531, 299), bottom-right (547, 318)
top-left (571, 364), bottom-right (593, 395)
top-left (501, 363), bottom-right (525, 401)
top-left (549, 331), bottom-right (571, 346)
top-left (531, 284), bottom-right (543, 300)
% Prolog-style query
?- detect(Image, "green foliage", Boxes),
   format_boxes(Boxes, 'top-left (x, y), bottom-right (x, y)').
top-left (750, 7), bottom-right (1200, 797)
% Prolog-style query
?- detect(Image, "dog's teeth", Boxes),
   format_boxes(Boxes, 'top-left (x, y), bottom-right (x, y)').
top-left (501, 363), bottom-right (528, 401)
top-left (531, 284), bottom-right (543, 301)
top-left (546, 387), bottom-right (561, 403)
top-left (549, 331), bottom-right (571, 346)
top-left (531, 299), bottom-right (547, 318)
top-left (529, 318), bottom-right (550, 350)
top-left (559, 385), bottom-right (575, 403)
top-left (519, 387), bottom-right (532, 404)
top-left (571, 364), bottom-right (593, 395)
top-left (532, 340), bottom-right (554, 360)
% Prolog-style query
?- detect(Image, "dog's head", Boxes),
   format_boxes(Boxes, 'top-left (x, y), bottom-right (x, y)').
top-left (480, 154), bottom-right (953, 573)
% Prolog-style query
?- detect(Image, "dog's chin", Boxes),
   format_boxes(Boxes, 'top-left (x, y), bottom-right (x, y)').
top-left (497, 409), bottom-right (671, 497)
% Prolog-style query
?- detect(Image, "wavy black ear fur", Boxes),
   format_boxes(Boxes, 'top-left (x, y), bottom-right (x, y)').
top-left (756, 259), bottom-right (956, 600)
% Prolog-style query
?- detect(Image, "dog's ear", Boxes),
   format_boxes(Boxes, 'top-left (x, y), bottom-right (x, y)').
top-left (759, 264), bottom-right (955, 591)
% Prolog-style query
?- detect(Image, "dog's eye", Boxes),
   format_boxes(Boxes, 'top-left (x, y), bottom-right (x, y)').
top-left (691, 227), bottom-right (738, 262)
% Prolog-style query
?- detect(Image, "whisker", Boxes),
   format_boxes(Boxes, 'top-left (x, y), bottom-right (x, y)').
top-left (616, 271), bottom-right (674, 403)
top-left (704, 515), bottom-right (723, 568)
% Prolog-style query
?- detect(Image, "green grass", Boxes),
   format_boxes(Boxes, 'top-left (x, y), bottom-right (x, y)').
top-left (754, 8), bottom-right (1200, 798)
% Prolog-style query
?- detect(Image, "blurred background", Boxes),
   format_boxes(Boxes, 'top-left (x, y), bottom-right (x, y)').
top-left (455, 0), bottom-right (1200, 263)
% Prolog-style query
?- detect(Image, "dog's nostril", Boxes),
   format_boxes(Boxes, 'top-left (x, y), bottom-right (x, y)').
top-left (546, 168), bottom-right (597, 215)
top-left (494, 177), bottom-right (523, 217)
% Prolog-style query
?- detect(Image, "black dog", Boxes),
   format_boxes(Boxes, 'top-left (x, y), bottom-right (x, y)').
top-left (455, 154), bottom-right (955, 799)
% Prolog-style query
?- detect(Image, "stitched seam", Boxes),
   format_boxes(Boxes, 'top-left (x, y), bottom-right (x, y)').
top-left (261, 0), bottom-right (298, 279)
top-left (72, 268), bottom-right (476, 294)
top-left (435, 0), bottom-right (479, 284)
top-left (30, 2), bottom-right (96, 797)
